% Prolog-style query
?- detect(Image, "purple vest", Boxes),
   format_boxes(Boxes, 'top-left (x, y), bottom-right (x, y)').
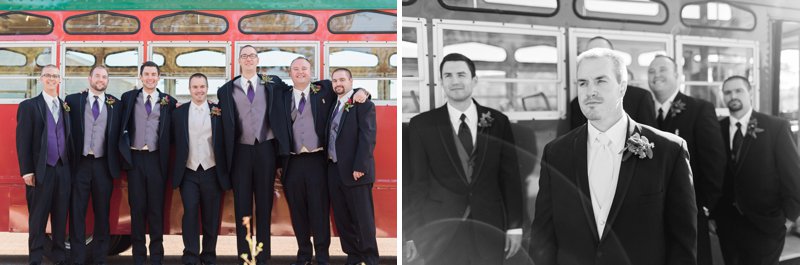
top-left (233, 79), bottom-right (273, 145)
top-left (46, 106), bottom-right (67, 166)
top-left (83, 98), bottom-right (108, 157)
top-left (292, 93), bottom-right (320, 153)
top-left (132, 93), bottom-right (160, 151)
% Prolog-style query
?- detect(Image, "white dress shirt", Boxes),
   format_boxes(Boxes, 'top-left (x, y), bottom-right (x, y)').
top-left (653, 89), bottom-right (680, 119)
top-left (187, 102), bottom-right (215, 171)
top-left (729, 108), bottom-right (753, 150)
top-left (447, 101), bottom-right (477, 147)
top-left (293, 84), bottom-right (310, 111)
top-left (240, 74), bottom-right (260, 94)
top-left (42, 92), bottom-right (60, 120)
top-left (87, 91), bottom-right (106, 114)
top-left (141, 89), bottom-right (157, 111)
top-left (334, 89), bottom-right (355, 115)
top-left (587, 115), bottom-right (627, 235)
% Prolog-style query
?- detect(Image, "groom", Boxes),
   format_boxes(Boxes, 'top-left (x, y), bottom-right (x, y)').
top-left (531, 48), bottom-right (698, 265)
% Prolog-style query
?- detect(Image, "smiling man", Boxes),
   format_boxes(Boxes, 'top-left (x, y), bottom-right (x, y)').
top-left (531, 48), bottom-right (697, 265)
top-left (405, 53), bottom-right (523, 264)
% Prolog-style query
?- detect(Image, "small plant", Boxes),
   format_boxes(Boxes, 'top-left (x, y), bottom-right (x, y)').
top-left (239, 216), bottom-right (264, 265)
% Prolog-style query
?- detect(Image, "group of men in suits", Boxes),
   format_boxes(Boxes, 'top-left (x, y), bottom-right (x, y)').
top-left (405, 41), bottom-right (800, 265)
top-left (16, 44), bottom-right (380, 265)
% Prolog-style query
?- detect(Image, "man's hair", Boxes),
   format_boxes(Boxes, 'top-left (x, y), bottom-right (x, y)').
top-left (240, 45), bottom-right (257, 55)
top-left (577, 48), bottom-right (628, 83)
top-left (189, 73), bottom-right (208, 86)
top-left (291, 56), bottom-right (311, 66)
top-left (331, 68), bottom-right (352, 79)
top-left (653, 55), bottom-right (678, 73)
top-left (139, 61), bottom-right (160, 76)
top-left (723, 75), bottom-right (752, 91)
top-left (41, 64), bottom-right (58, 75)
top-left (90, 65), bottom-right (108, 77)
top-left (439, 53), bottom-right (476, 78)
top-left (587, 36), bottom-right (614, 50)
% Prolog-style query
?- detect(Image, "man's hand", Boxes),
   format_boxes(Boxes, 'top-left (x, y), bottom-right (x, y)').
top-left (353, 171), bottom-right (364, 181)
top-left (353, 89), bottom-right (369, 103)
top-left (22, 174), bottom-right (35, 187)
top-left (504, 233), bottom-right (522, 259)
top-left (405, 240), bottom-right (418, 261)
top-left (276, 168), bottom-right (283, 179)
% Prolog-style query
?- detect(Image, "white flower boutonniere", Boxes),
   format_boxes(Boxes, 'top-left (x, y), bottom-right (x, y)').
top-left (621, 133), bottom-right (655, 161)
top-left (746, 118), bottom-right (765, 139)
top-left (477, 111), bottom-right (494, 128)
top-left (259, 74), bottom-right (275, 86)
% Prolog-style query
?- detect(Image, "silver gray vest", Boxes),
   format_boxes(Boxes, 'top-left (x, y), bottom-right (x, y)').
top-left (83, 97), bottom-right (108, 157)
top-left (132, 93), bottom-right (160, 151)
top-left (292, 94), bottom-right (320, 153)
top-left (233, 80), bottom-right (272, 145)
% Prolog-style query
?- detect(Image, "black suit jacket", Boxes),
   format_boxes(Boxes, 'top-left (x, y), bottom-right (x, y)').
top-left (716, 111), bottom-right (800, 234)
top-left (118, 88), bottom-right (176, 178)
top-left (65, 92), bottom-right (122, 178)
top-left (327, 94), bottom-right (377, 186)
top-left (657, 92), bottom-right (726, 210)
top-left (217, 75), bottom-right (287, 171)
top-left (567, 85), bottom-right (656, 130)
top-left (406, 101), bottom-right (523, 238)
top-left (275, 80), bottom-right (337, 158)
top-left (171, 102), bottom-right (231, 190)
top-left (16, 94), bottom-right (73, 184)
top-left (532, 117), bottom-right (697, 265)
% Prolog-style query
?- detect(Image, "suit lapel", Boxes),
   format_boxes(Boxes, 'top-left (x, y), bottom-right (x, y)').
top-left (470, 104), bottom-right (490, 185)
top-left (78, 92), bottom-right (86, 136)
top-left (310, 88), bottom-right (319, 125)
top-left (182, 105), bottom-right (190, 147)
top-left (336, 96), bottom-right (352, 135)
top-left (602, 118), bottom-right (639, 241)
top-left (437, 106), bottom-right (468, 184)
top-left (734, 114), bottom-right (757, 176)
top-left (572, 124), bottom-right (600, 242)
top-left (285, 86), bottom-right (294, 124)
top-left (157, 91), bottom-right (168, 138)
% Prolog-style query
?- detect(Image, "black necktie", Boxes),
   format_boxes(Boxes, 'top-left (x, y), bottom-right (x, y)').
top-left (732, 122), bottom-right (743, 162)
top-left (458, 114), bottom-right (473, 154)
top-left (657, 108), bottom-right (664, 129)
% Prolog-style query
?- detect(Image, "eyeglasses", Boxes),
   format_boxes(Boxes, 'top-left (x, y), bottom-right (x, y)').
top-left (240, 54), bottom-right (258, 59)
top-left (41, 74), bottom-right (60, 79)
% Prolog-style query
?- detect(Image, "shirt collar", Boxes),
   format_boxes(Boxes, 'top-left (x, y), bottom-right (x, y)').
top-left (447, 100), bottom-right (477, 126)
top-left (730, 107), bottom-right (753, 131)
top-left (87, 91), bottom-right (106, 102)
top-left (293, 84), bottom-right (310, 97)
top-left (587, 114), bottom-right (628, 153)
top-left (654, 88), bottom-right (680, 113)
top-left (42, 91), bottom-right (58, 106)
top-left (141, 88), bottom-right (158, 101)
top-left (337, 89), bottom-right (355, 105)
top-left (242, 74), bottom-right (259, 89)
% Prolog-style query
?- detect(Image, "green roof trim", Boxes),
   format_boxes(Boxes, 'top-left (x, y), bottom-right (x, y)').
top-left (0, 0), bottom-right (396, 11)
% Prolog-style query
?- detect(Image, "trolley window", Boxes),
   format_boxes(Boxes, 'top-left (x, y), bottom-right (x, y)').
top-left (402, 17), bottom-right (429, 118)
top-left (0, 12), bottom-right (53, 35)
top-left (149, 42), bottom-right (230, 102)
top-left (329, 10), bottom-right (396, 34)
top-left (0, 42), bottom-right (54, 100)
top-left (61, 43), bottom-right (142, 98)
top-left (64, 11), bottom-right (139, 35)
top-left (239, 11), bottom-right (316, 34)
top-left (326, 42), bottom-right (397, 103)
top-left (574, 0), bottom-right (668, 25)
top-left (681, 1), bottom-right (755, 31)
top-left (440, 0), bottom-right (557, 16)
top-left (151, 11), bottom-right (227, 35)
top-left (234, 42), bottom-right (319, 87)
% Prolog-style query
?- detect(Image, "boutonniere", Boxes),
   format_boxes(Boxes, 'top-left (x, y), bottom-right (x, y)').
top-left (312, 84), bottom-right (321, 94)
top-left (210, 106), bottom-right (222, 117)
top-left (670, 99), bottom-right (686, 118)
top-left (105, 96), bottom-right (115, 109)
top-left (259, 74), bottom-right (275, 86)
top-left (343, 98), bottom-right (355, 112)
top-left (477, 111), bottom-right (494, 128)
top-left (746, 118), bottom-right (765, 139)
top-left (621, 132), bottom-right (655, 161)
top-left (159, 96), bottom-right (169, 106)
top-left (62, 102), bottom-right (70, 112)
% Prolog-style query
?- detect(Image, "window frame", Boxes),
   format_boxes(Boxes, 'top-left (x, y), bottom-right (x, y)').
top-left (63, 11), bottom-right (140, 35)
top-left (432, 19), bottom-right (566, 121)
top-left (327, 10), bottom-right (397, 34)
top-left (675, 35), bottom-right (759, 117)
top-left (0, 41), bottom-right (56, 103)
top-left (402, 17), bottom-right (430, 121)
top-left (0, 11), bottom-right (54, 35)
top-left (438, 0), bottom-right (559, 17)
top-left (150, 11), bottom-right (229, 35)
top-left (572, 0), bottom-right (669, 25)
top-left (233, 41), bottom-right (321, 81)
top-left (147, 41), bottom-right (231, 100)
top-left (324, 41), bottom-right (397, 106)
top-left (679, 1), bottom-right (757, 31)
top-left (60, 41), bottom-right (144, 98)
top-left (567, 27), bottom-right (674, 104)
top-left (238, 10), bottom-right (317, 35)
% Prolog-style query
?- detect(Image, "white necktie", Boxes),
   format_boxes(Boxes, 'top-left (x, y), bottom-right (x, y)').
top-left (51, 99), bottom-right (59, 121)
top-left (589, 133), bottom-right (615, 233)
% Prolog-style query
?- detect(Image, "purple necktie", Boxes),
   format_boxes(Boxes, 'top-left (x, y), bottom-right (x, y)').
top-left (298, 92), bottom-right (306, 114)
top-left (247, 81), bottom-right (255, 103)
top-left (92, 95), bottom-right (100, 120)
top-left (145, 95), bottom-right (152, 115)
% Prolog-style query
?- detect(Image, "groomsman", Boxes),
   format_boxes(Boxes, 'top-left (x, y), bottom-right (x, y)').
top-left (172, 73), bottom-right (230, 265)
top-left (648, 55), bottom-right (726, 265)
top-left (119, 61), bottom-right (177, 265)
top-left (217, 45), bottom-right (286, 264)
top-left (327, 68), bottom-right (378, 265)
top-left (16, 64), bottom-right (72, 265)
top-left (277, 57), bottom-right (369, 265)
top-left (65, 65), bottom-right (122, 265)
top-left (714, 76), bottom-right (800, 265)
